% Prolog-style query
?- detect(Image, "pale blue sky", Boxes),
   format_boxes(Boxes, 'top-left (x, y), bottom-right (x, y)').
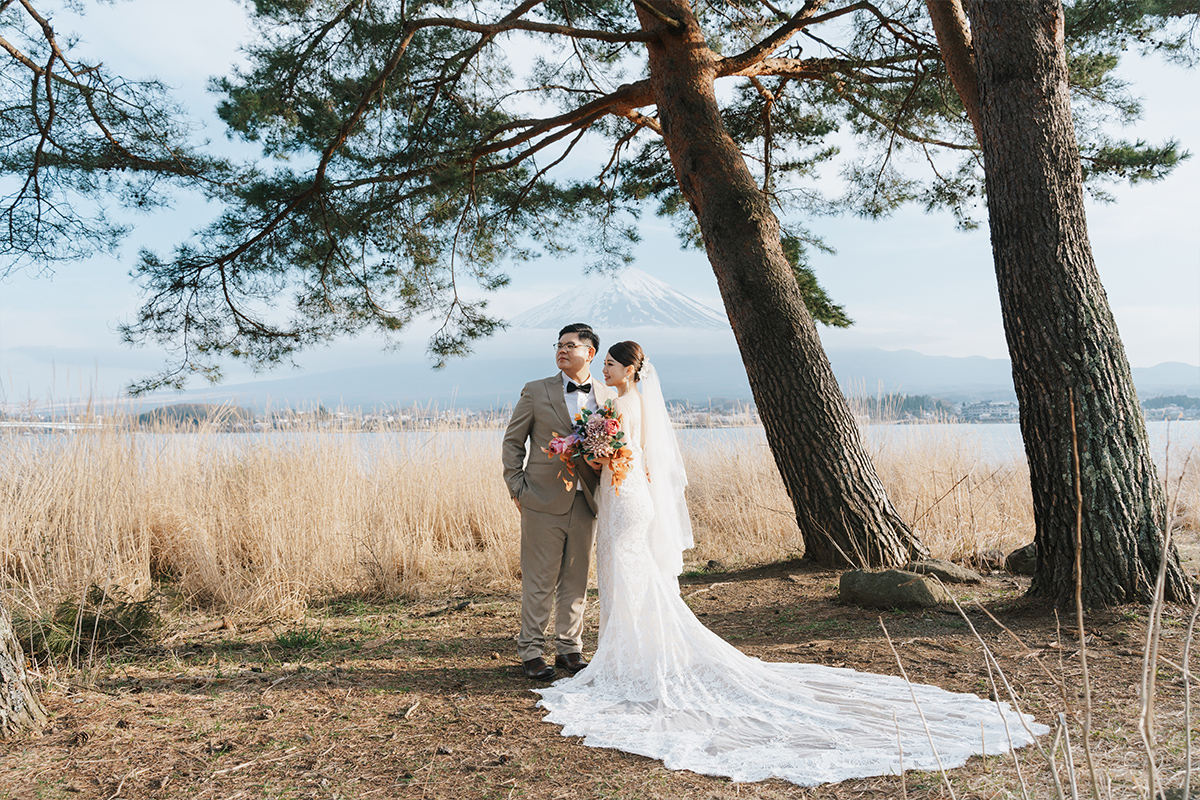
top-left (0, 0), bottom-right (1197, 404)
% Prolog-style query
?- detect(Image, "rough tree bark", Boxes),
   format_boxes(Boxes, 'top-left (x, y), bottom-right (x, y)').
top-left (1, 602), bottom-right (48, 739)
top-left (634, 0), bottom-right (928, 567)
top-left (961, 0), bottom-right (1193, 606)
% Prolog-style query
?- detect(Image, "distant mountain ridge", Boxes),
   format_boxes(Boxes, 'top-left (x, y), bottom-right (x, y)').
top-left (134, 266), bottom-right (1199, 410)
top-left (510, 268), bottom-right (728, 330)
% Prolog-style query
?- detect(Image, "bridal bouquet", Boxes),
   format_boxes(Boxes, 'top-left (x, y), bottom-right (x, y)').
top-left (544, 399), bottom-right (634, 493)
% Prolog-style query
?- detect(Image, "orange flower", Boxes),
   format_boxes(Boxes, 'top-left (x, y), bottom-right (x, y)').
top-left (608, 444), bottom-right (634, 495)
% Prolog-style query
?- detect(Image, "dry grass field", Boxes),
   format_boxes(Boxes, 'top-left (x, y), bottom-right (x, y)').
top-left (0, 420), bottom-right (1067, 615)
top-left (1, 418), bottom-right (1197, 799)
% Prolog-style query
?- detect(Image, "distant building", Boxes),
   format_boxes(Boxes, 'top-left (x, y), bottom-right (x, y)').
top-left (1140, 394), bottom-right (1200, 421)
top-left (960, 401), bottom-right (1020, 423)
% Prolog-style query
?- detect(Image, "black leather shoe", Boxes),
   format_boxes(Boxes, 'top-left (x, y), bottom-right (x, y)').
top-left (522, 656), bottom-right (556, 680)
top-left (555, 653), bottom-right (588, 674)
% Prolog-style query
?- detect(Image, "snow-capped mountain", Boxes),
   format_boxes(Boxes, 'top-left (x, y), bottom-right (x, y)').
top-left (509, 268), bottom-right (728, 330)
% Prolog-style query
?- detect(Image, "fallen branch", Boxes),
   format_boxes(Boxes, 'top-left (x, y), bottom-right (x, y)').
top-left (402, 698), bottom-right (421, 719)
top-left (163, 616), bottom-right (234, 643)
top-left (421, 600), bottom-right (471, 618)
top-left (684, 581), bottom-right (730, 598)
top-left (210, 747), bottom-right (301, 777)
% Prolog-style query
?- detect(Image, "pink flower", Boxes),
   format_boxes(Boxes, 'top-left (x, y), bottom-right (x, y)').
top-left (548, 436), bottom-right (570, 455)
top-left (604, 418), bottom-right (620, 435)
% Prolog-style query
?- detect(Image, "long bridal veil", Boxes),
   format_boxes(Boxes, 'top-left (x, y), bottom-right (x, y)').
top-left (638, 361), bottom-right (694, 579)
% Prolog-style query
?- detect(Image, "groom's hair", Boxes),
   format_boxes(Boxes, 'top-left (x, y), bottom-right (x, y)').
top-left (559, 323), bottom-right (599, 352)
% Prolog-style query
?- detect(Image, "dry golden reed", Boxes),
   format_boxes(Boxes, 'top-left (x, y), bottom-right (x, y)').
top-left (1, 417), bottom-right (1194, 616)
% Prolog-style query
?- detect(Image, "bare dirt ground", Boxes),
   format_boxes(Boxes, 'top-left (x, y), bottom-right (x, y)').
top-left (3, 554), bottom-right (1198, 800)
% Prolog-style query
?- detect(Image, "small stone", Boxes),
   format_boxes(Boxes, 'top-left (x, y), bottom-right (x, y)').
top-left (1160, 788), bottom-right (1200, 800)
top-left (1005, 543), bottom-right (1037, 576)
top-left (706, 560), bottom-right (725, 572)
top-left (975, 548), bottom-right (1006, 571)
top-left (903, 559), bottom-right (983, 584)
top-left (436, 745), bottom-right (453, 755)
top-left (490, 652), bottom-right (500, 660)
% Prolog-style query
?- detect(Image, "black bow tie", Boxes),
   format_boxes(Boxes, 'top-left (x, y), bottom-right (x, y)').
top-left (567, 381), bottom-right (592, 394)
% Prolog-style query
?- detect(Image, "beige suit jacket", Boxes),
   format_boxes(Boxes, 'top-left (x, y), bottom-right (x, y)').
top-left (502, 374), bottom-right (616, 516)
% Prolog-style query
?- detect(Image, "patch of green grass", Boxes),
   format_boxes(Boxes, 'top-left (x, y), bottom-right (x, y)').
top-left (796, 618), bottom-right (853, 633)
top-left (273, 623), bottom-right (325, 650)
top-left (773, 610), bottom-right (852, 634)
top-left (681, 561), bottom-right (728, 578)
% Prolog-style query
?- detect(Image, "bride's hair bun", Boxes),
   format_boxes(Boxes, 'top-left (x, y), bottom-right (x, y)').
top-left (608, 341), bottom-right (645, 382)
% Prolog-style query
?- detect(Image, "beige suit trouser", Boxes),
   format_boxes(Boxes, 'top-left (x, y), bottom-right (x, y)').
top-left (517, 491), bottom-right (595, 662)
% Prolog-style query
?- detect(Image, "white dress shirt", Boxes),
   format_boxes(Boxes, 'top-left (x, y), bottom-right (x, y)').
top-left (562, 372), bottom-right (599, 491)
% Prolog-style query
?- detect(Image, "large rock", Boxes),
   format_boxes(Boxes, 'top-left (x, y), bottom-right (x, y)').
top-left (839, 569), bottom-right (952, 609)
top-left (1005, 543), bottom-right (1037, 576)
top-left (903, 559), bottom-right (983, 584)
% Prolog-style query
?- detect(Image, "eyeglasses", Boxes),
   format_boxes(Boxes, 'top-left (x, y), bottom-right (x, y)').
top-left (553, 342), bottom-right (591, 352)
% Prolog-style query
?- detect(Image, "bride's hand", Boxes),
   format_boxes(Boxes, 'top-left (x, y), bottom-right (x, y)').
top-left (584, 453), bottom-right (605, 473)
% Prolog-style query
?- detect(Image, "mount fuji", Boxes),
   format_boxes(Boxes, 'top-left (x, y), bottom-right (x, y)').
top-left (509, 267), bottom-right (728, 330)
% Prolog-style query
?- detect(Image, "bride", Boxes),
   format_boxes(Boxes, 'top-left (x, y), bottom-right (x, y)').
top-left (534, 341), bottom-right (1048, 786)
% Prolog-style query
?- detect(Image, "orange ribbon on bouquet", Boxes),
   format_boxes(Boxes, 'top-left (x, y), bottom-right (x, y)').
top-left (542, 432), bottom-right (578, 490)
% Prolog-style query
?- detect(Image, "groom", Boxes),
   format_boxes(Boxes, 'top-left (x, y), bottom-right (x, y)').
top-left (502, 323), bottom-right (614, 680)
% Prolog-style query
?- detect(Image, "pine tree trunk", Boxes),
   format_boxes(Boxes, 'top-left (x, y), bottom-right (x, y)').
top-left (924, 0), bottom-right (982, 143)
top-left (963, 0), bottom-right (1193, 607)
top-left (1, 602), bottom-right (48, 739)
top-left (635, 0), bottom-right (927, 567)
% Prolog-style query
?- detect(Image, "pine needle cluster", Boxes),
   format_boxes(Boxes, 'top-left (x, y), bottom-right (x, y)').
top-left (11, 585), bottom-right (160, 666)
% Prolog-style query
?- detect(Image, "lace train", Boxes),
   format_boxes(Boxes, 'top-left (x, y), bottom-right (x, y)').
top-left (535, 451), bottom-right (1047, 786)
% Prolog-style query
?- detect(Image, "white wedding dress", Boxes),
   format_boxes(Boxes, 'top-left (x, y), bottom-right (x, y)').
top-left (535, 365), bottom-right (1048, 786)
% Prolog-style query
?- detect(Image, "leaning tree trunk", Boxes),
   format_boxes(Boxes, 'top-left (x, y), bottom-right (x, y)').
top-left (962, 0), bottom-right (1193, 607)
top-left (1, 602), bottom-right (48, 739)
top-left (635, 0), bottom-right (927, 567)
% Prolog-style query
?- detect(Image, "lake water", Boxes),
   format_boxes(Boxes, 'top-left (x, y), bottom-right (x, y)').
top-left (8, 420), bottom-right (1200, 469)
top-left (680, 420), bottom-right (1200, 468)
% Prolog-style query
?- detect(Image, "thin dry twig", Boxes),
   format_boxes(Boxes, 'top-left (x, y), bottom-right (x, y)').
top-left (944, 591), bottom-right (1033, 800)
top-left (878, 617), bottom-right (957, 800)
top-left (1068, 390), bottom-right (1102, 800)
top-left (1183, 589), bottom-right (1199, 800)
